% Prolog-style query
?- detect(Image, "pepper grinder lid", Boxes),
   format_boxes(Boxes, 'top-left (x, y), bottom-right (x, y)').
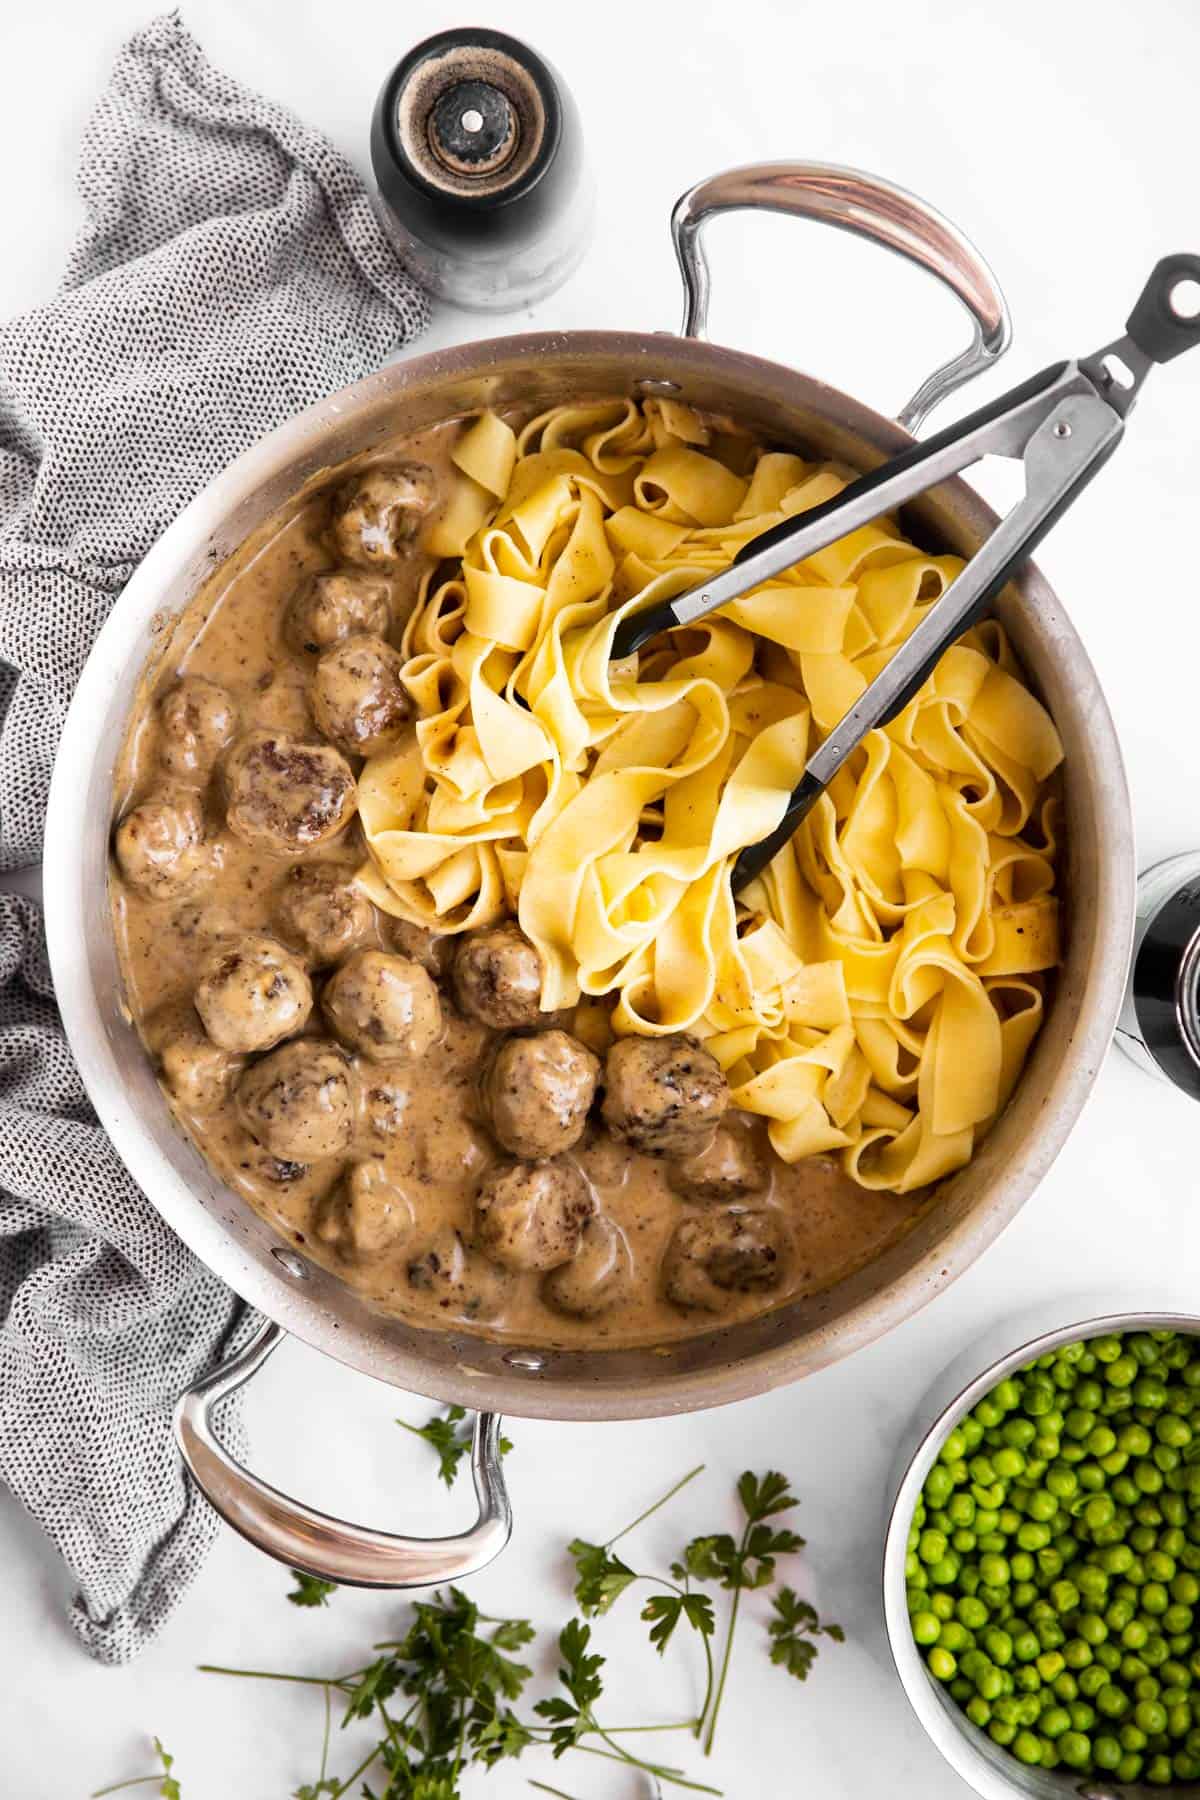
top-left (371, 27), bottom-right (590, 307)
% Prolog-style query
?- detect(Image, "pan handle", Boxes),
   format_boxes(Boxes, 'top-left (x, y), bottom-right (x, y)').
top-left (671, 161), bottom-right (1011, 434)
top-left (174, 1318), bottom-right (512, 1587)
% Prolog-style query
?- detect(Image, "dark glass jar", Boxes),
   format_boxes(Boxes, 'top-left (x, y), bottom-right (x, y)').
top-left (1116, 852), bottom-right (1200, 1100)
top-left (371, 28), bottom-right (593, 312)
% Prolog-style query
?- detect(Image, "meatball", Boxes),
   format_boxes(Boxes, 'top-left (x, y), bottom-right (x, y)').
top-left (314, 1159), bottom-right (416, 1259)
top-left (453, 921), bottom-right (547, 1030)
top-left (354, 1066), bottom-right (410, 1143)
top-left (386, 915), bottom-right (455, 977)
top-left (481, 1031), bottom-right (599, 1160)
top-left (543, 1216), bottom-right (634, 1320)
top-left (311, 634), bottom-right (412, 759)
top-left (194, 933), bottom-right (312, 1053)
top-left (285, 570), bottom-right (391, 656)
top-left (159, 1022), bottom-right (242, 1114)
top-left (661, 1209), bottom-right (788, 1313)
top-left (235, 1039), bottom-right (355, 1161)
top-left (234, 1140), bottom-right (310, 1186)
top-left (223, 729), bottom-right (357, 856)
top-left (407, 1227), bottom-right (509, 1321)
top-left (114, 794), bottom-right (209, 899)
top-left (323, 950), bottom-right (441, 1062)
top-left (474, 1159), bottom-right (594, 1273)
top-left (668, 1127), bottom-right (765, 1204)
top-left (157, 676), bottom-right (236, 780)
top-left (601, 1034), bottom-right (728, 1159)
top-left (274, 864), bottom-right (374, 966)
top-left (332, 464), bottom-right (437, 568)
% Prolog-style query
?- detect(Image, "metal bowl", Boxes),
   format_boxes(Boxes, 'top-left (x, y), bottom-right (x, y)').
top-left (884, 1304), bottom-right (1200, 1800)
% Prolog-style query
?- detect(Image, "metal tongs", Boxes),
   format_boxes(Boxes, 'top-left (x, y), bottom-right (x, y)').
top-left (611, 256), bottom-right (1200, 892)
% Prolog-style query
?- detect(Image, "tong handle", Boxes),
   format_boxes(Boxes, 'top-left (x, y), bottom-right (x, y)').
top-left (1126, 255), bottom-right (1200, 364)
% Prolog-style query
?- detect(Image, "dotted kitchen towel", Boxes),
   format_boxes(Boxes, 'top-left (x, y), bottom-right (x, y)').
top-left (0, 13), bottom-right (428, 1663)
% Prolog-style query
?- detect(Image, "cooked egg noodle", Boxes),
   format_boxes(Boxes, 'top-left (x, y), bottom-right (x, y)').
top-left (355, 398), bottom-right (1062, 1195)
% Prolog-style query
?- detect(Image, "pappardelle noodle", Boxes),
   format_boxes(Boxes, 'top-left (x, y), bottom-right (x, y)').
top-left (355, 397), bottom-right (1062, 1196)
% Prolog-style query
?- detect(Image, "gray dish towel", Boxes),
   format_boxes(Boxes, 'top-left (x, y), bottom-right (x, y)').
top-left (0, 12), bottom-right (428, 1663)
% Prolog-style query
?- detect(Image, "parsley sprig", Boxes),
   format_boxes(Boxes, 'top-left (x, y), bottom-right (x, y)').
top-left (397, 1404), bottom-right (513, 1489)
top-left (91, 1736), bottom-right (181, 1798)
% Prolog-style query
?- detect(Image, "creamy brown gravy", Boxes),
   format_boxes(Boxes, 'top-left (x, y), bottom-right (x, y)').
top-left (109, 411), bottom-right (930, 1350)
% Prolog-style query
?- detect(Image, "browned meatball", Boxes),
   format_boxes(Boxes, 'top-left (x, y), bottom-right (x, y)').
top-left (311, 634), bottom-right (411, 759)
top-left (661, 1209), bottom-right (788, 1312)
top-left (543, 1215), bottom-right (634, 1319)
top-left (452, 921), bottom-right (547, 1029)
top-left (323, 950), bottom-right (441, 1062)
top-left (223, 729), bottom-right (357, 856)
top-left (273, 865), bottom-right (374, 966)
top-left (386, 915), bottom-right (455, 977)
top-left (159, 1022), bottom-right (243, 1114)
top-left (194, 933), bottom-right (313, 1053)
top-left (285, 570), bottom-right (391, 656)
top-left (668, 1127), bottom-right (765, 1204)
top-left (314, 1159), bottom-right (416, 1258)
top-left (157, 676), bottom-right (236, 780)
top-left (333, 464), bottom-right (437, 568)
top-left (481, 1031), bottom-right (599, 1160)
top-left (602, 1035), bottom-right (728, 1159)
top-left (474, 1159), bottom-right (594, 1273)
top-left (114, 795), bottom-right (210, 899)
top-left (235, 1039), bottom-right (355, 1161)
top-left (407, 1227), bottom-right (509, 1321)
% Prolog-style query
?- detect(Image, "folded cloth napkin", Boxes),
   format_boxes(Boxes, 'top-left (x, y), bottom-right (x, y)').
top-left (0, 11), bottom-right (428, 1663)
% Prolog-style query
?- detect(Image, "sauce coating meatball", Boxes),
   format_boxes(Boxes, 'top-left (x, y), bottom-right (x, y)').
top-left (285, 570), bottom-right (391, 655)
top-left (223, 729), bottom-right (357, 856)
top-left (481, 1030), bottom-right (599, 1160)
top-left (311, 634), bottom-right (411, 758)
top-left (474, 1159), bottom-right (594, 1273)
top-left (314, 1158), bottom-right (416, 1258)
top-left (194, 933), bottom-right (313, 1053)
top-left (333, 464), bottom-right (437, 568)
top-left (159, 1021), bottom-right (243, 1114)
top-left (114, 794), bottom-right (210, 900)
top-left (453, 921), bottom-right (547, 1030)
top-left (543, 1215), bottom-right (634, 1319)
top-left (157, 676), bottom-right (236, 780)
top-left (661, 1209), bottom-right (788, 1312)
top-left (602, 1035), bottom-right (728, 1159)
top-left (668, 1127), bottom-right (765, 1204)
top-left (323, 950), bottom-right (442, 1062)
top-left (273, 864), bottom-right (374, 966)
top-left (235, 1039), bottom-right (355, 1161)
top-left (407, 1227), bottom-right (509, 1320)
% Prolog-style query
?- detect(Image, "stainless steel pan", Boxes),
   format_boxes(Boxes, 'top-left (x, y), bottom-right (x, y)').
top-left (42, 163), bottom-right (1135, 1590)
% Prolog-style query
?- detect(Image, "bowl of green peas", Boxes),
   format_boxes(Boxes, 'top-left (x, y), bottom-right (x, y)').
top-left (883, 1310), bottom-right (1200, 1798)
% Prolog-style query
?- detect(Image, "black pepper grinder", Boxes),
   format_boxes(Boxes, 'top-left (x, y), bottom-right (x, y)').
top-left (371, 27), bottom-right (592, 312)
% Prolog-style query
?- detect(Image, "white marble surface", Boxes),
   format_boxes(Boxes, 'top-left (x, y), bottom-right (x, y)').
top-left (4, 1), bottom-right (1200, 1794)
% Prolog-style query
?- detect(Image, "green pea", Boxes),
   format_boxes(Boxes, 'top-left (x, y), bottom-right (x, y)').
top-left (1088, 1425), bottom-right (1118, 1458)
top-left (977, 1664), bottom-right (1005, 1702)
top-left (925, 1464), bottom-right (954, 1506)
top-left (913, 1611), bottom-right (941, 1645)
top-left (1134, 1377), bottom-right (1168, 1410)
top-left (1013, 1729), bottom-right (1042, 1764)
top-left (947, 1491), bottom-right (975, 1528)
top-left (929, 1555), bottom-right (960, 1586)
top-left (1018, 1521), bottom-right (1052, 1552)
top-left (1097, 1642), bottom-right (1123, 1672)
top-left (1116, 1752), bottom-right (1144, 1781)
top-left (1144, 1583), bottom-right (1170, 1616)
top-left (1163, 1603), bottom-right (1194, 1636)
top-left (1120, 1422), bottom-right (1153, 1456)
top-left (1013, 1581), bottom-right (1037, 1610)
top-left (1124, 1619), bottom-right (1151, 1650)
top-left (1094, 1732), bottom-right (1122, 1769)
top-left (1053, 1670), bottom-right (1079, 1702)
top-left (1010, 1550), bottom-right (1034, 1582)
top-left (965, 1695), bottom-right (990, 1728)
top-left (1002, 1417), bottom-right (1036, 1449)
top-left (1137, 1461), bottom-right (1166, 1495)
top-left (931, 1592), bottom-right (955, 1620)
top-left (940, 1427), bottom-right (966, 1463)
top-left (1097, 1681), bottom-right (1130, 1717)
top-left (992, 1448), bottom-right (1025, 1480)
top-left (985, 1628), bottom-right (1014, 1666)
top-left (1013, 1631), bottom-right (1040, 1663)
top-left (1059, 1729), bottom-right (1091, 1767)
top-left (1121, 1722), bottom-right (1148, 1751)
top-left (928, 1646), bottom-right (957, 1681)
top-left (1158, 1414), bottom-right (1193, 1449)
top-left (1136, 1698), bottom-right (1168, 1734)
top-left (1040, 1704), bottom-right (1070, 1738)
top-left (939, 1622), bottom-right (970, 1653)
top-left (974, 1399), bottom-right (1003, 1430)
top-left (1070, 1700), bottom-right (1097, 1732)
top-left (1108, 1356), bottom-right (1139, 1389)
top-left (988, 1719), bottom-right (1017, 1747)
top-left (962, 1417), bottom-right (985, 1451)
top-left (957, 1596), bottom-right (988, 1630)
top-left (974, 1507), bottom-right (1000, 1534)
top-left (1169, 1702), bottom-right (1193, 1737)
top-left (978, 1553), bottom-right (1009, 1589)
top-left (1084, 1494), bottom-right (1116, 1533)
top-left (1038, 1651), bottom-right (1066, 1683)
top-left (1100, 1450), bottom-right (1129, 1477)
top-left (1173, 1573), bottom-right (1200, 1606)
top-left (1146, 1752), bottom-right (1174, 1784)
top-left (1079, 1614), bottom-right (1109, 1646)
